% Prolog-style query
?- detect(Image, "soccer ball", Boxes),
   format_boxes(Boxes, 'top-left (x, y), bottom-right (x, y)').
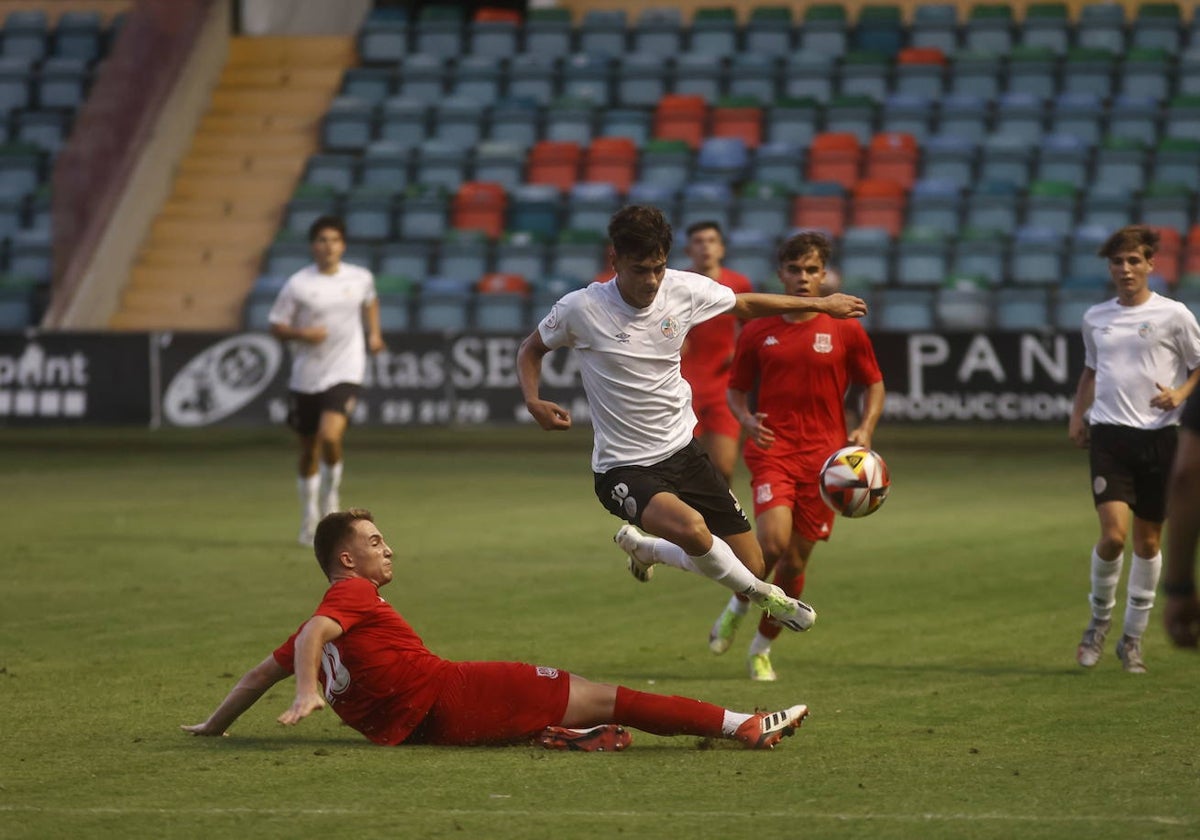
top-left (818, 446), bottom-right (890, 518)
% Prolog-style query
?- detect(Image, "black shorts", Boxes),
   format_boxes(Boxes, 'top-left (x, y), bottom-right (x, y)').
top-left (286, 383), bottom-right (362, 436)
top-left (1088, 423), bottom-right (1178, 522)
top-left (593, 440), bottom-right (752, 537)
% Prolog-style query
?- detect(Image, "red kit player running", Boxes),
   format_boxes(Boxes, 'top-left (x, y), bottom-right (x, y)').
top-left (707, 231), bottom-right (886, 681)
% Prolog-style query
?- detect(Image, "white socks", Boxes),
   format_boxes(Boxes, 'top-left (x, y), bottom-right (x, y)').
top-left (1088, 548), bottom-right (1123, 622)
top-left (649, 535), bottom-right (766, 597)
top-left (297, 473), bottom-right (319, 537)
top-left (1123, 552), bottom-right (1161, 640)
top-left (724, 593), bottom-right (751, 617)
top-left (721, 710), bottom-right (752, 735)
top-left (748, 631), bottom-right (773, 657)
top-left (318, 461), bottom-right (343, 516)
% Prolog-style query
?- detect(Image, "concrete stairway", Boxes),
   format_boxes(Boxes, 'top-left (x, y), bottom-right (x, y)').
top-left (109, 36), bottom-right (353, 330)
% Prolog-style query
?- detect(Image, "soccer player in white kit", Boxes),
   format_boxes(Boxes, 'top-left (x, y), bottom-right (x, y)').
top-left (516, 205), bottom-right (869, 632)
top-left (1069, 225), bottom-right (1200, 672)
top-left (268, 216), bottom-right (385, 545)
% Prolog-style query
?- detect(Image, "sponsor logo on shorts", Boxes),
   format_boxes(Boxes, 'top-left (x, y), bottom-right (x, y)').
top-left (536, 666), bottom-right (560, 679)
top-left (755, 483), bottom-right (774, 504)
top-left (814, 333), bottom-right (833, 353)
top-left (1093, 476), bottom-right (1107, 495)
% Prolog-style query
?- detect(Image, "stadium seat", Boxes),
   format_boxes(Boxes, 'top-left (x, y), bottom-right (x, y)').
top-left (853, 4), bottom-right (904, 56)
top-left (475, 272), bottom-right (530, 332)
top-left (615, 52), bottom-right (669, 108)
top-left (994, 286), bottom-right (1051, 329)
top-left (978, 134), bottom-right (1035, 189)
top-left (471, 141), bottom-right (524, 191)
top-left (632, 7), bottom-right (683, 55)
top-left (1179, 48), bottom-right (1200, 97)
top-left (488, 97), bottom-right (539, 149)
top-left (949, 50), bottom-right (1003, 100)
top-left (1149, 225), bottom-right (1183, 285)
top-left (1119, 47), bottom-right (1172, 102)
top-left (450, 54), bottom-right (503, 102)
top-left (544, 97), bottom-right (596, 146)
top-left (36, 57), bottom-right (88, 110)
top-left (396, 53), bottom-right (448, 104)
top-left (965, 180), bottom-right (1020, 232)
top-left (1019, 3), bottom-right (1070, 54)
top-left (377, 96), bottom-right (428, 148)
top-left (639, 138), bottom-right (692, 190)
top-left (53, 10), bottom-right (104, 62)
top-left (1062, 47), bottom-right (1117, 99)
top-left (1165, 95), bottom-right (1200, 141)
top-left (950, 226), bottom-right (1006, 286)
top-left (16, 110), bottom-right (69, 153)
top-left (725, 227), bottom-right (776, 286)
top-left (791, 182), bottom-right (847, 237)
top-left (495, 230), bottom-right (549, 279)
top-left (578, 9), bottom-right (627, 57)
top-left (838, 50), bottom-right (890, 102)
top-left (414, 5), bottom-right (464, 57)
top-left (695, 137), bottom-right (749, 184)
top-left (599, 108), bottom-right (652, 147)
top-left (1093, 137), bottom-right (1147, 193)
top-left (766, 97), bottom-right (819, 148)
top-left (415, 276), bottom-right (473, 332)
top-left (797, 4), bottom-right (848, 56)
top-left (342, 187), bottom-right (393, 242)
top-left (850, 179), bottom-right (906, 236)
top-left (824, 94), bottom-right (877, 145)
top-left (303, 153), bottom-right (356, 193)
top-left (937, 93), bottom-right (989, 142)
top-left (1053, 286), bottom-right (1108, 329)
top-left (413, 139), bottom-right (469, 192)
top-left (1005, 46), bottom-right (1058, 99)
top-left (782, 51), bottom-right (836, 103)
top-left (744, 5), bottom-right (793, 57)
top-left (1009, 226), bottom-right (1066, 285)
top-left (627, 181), bottom-right (679, 224)
top-left (321, 97), bottom-right (374, 152)
top-left (910, 3), bottom-right (959, 54)
top-left (582, 136), bottom-right (638, 193)
top-left (735, 180), bottom-right (791, 240)
top-left (671, 52), bottom-right (723, 103)
top-left (839, 225), bottom-right (892, 287)
top-left (9, 228), bottom-right (50, 280)
top-left (562, 53), bottom-right (613, 105)
top-left (1065, 224), bottom-right (1112, 279)
top-left (1077, 2), bottom-right (1126, 53)
top-left (376, 288), bottom-right (413, 332)
top-left (880, 94), bottom-right (935, 142)
top-left (1140, 182), bottom-right (1194, 232)
top-left (920, 134), bottom-right (977, 190)
top-left (550, 228), bottom-right (608, 280)
top-left (566, 181), bottom-right (621, 231)
top-left (992, 92), bottom-right (1046, 144)
top-left (0, 57), bottom-right (31, 112)
top-left (1107, 95), bottom-right (1161, 148)
top-left (876, 287), bottom-right (936, 331)
top-left (1078, 184), bottom-right (1135, 230)
top-left (1131, 2), bottom-right (1183, 53)
top-left (806, 132), bottom-right (861, 189)
top-left (750, 141), bottom-right (804, 192)
top-left (679, 182), bottom-right (733, 231)
top-left (506, 54), bottom-right (557, 107)
top-left (452, 182), bottom-right (507, 239)
top-left (894, 47), bottom-right (947, 98)
top-left (1023, 180), bottom-right (1078, 235)
top-left (359, 140), bottom-right (413, 192)
top-left (397, 184), bottom-right (449, 241)
top-left (436, 230), bottom-right (491, 280)
top-left (895, 227), bottom-right (950, 286)
top-left (1048, 92), bottom-right (1104, 146)
top-left (523, 7), bottom-right (572, 59)
top-left (711, 96), bottom-right (763, 149)
top-left (1152, 137), bottom-right (1200, 191)
top-left (865, 131), bottom-right (918, 189)
top-left (936, 276), bottom-right (991, 330)
top-left (341, 67), bottom-right (393, 104)
top-left (2, 10), bottom-right (48, 60)
top-left (262, 233), bottom-right (310, 277)
top-left (908, 177), bottom-right (962, 232)
top-left (283, 184), bottom-right (339, 235)
top-left (727, 54), bottom-right (778, 105)
top-left (508, 183), bottom-right (561, 240)
top-left (378, 240), bottom-right (434, 280)
top-left (357, 13), bottom-right (408, 65)
top-left (526, 140), bottom-right (581, 191)
top-left (653, 94), bottom-right (707, 149)
top-left (1035, 133), bottom-right (1090, 188)
top-left (468, 8), bottom-right (519, 58)
top-left (964, 4), bottom-right (1013, 54)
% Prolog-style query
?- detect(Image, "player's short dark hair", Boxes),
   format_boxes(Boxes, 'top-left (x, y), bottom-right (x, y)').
top-left (313, 508), bottom-right (374, 577)
top-left (685, 220), bottom-right (724, 241)
top-left (608, 205), bottom-right (673, 262)
top-left (777, 230), bottom-right (832, 268)
top-left (308, 215), bottom-right (347, 243)
top-left (1098, 225), bottom-right (1159, 260)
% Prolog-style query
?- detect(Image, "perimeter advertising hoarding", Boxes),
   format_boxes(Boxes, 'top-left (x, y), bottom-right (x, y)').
top-left (0, 332), bottom-right (151, 425)
top-left (0, 329), bottom-right (1087, 427)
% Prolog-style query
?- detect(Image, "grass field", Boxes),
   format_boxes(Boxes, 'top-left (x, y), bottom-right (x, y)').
top-left (1, 424), bottom-right (1197, 839)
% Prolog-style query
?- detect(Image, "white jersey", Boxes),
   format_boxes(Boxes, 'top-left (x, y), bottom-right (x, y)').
top-left (268, 262), bottom-right (377, 393)
top-left (1082, 292), bottom-right (1200, 429)
top-left (538, 269), bottom-right (737, 472)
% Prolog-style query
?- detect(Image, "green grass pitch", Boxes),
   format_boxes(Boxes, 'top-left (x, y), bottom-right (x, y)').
top-left (0, 424), bottom-right (1197, 839)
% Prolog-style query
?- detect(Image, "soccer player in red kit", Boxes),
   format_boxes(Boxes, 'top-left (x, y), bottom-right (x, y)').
top-left (679, 221), bottom-right (755, 484)
top-left (706, 232), bottom-right (885, 681)
top-left (182, 509), bottom-right (810, 750)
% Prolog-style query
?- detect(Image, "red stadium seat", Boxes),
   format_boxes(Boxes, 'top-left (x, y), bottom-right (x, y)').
top-left (452, 182), bottom-right (508, 238)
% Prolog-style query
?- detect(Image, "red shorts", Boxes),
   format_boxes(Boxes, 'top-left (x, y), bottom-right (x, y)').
top-left (692, 392), bottom-right (741, 439)
top-left (404, 661), bottom-right (571, 746)
top-left (745, 456), bottom-right (835, 543)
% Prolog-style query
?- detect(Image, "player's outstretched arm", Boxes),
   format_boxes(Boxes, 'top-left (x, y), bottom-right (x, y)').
top-left (731, 292), bottom-right (867, 321)
top-left (181, 655), bottom-right (290, 737)
top-left (278, 616), bottom-right (343, 727)
top-left (518, 330), bottom-right (571, 431)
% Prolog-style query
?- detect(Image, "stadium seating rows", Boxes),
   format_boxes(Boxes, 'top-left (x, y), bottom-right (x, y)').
top-left (125, 3), bottom-right (1200, 334)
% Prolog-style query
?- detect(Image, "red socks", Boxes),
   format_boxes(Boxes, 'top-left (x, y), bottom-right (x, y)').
top-left (613, 686), bottom-right (724, 737)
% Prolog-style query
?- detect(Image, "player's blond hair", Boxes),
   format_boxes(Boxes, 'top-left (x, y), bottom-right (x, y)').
top-left (313, 508), bottom-right (375, 577)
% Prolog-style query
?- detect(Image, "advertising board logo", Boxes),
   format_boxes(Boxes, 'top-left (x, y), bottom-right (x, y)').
top-left (0, 341), bottom-right (88, 417)
top-left (163, 334), bottom-right (282, 426)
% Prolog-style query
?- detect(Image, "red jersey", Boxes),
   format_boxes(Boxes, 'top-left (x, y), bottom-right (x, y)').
top-left (730, 314), bottom-right (882, 475)
top-left (681, 267), bottom-right (754, 403)
top-left (273, 577), bottom-right (453, 745)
